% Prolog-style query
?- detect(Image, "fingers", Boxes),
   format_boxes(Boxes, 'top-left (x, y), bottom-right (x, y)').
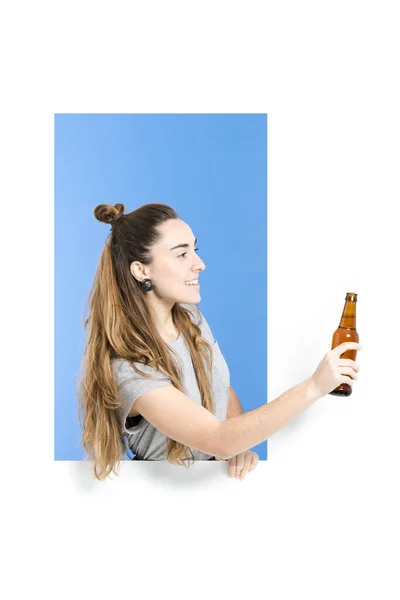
top-left (311, 343), bottom-right (363, 398)
top-left (339, 366), bottom-right (358, 380)
top-left (229, 452), bottom-right (259, 480)
top-left (337, 359), bottom-right (360, 372)
top-left (337, 358), bottom-right (360, 383)
top-left (331, 342), bottom-right (362, 357)
top-left (248, 453), bottom-right (259, 472)
top-left (235, 453), bottom-right (245, 478)
top-left (228, 458), bottom-right (238, 479)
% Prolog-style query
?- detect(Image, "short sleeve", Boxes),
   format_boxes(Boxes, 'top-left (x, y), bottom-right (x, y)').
top-left (111, 359), bottom-right (172, 434)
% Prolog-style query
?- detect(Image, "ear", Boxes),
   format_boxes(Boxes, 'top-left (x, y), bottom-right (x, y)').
top-left (130, 261), bottom-right (149, 282)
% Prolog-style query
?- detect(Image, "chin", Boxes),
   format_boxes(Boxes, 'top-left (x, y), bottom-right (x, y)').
top-left (179, 291), bottom-right (201, 304)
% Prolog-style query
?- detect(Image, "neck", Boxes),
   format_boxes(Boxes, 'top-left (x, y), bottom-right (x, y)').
top-left (146, 295), bottom-right (177, 338)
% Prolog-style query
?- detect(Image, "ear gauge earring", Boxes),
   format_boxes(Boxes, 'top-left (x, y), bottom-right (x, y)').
top-left (140, 278), bottom-right (154, 292)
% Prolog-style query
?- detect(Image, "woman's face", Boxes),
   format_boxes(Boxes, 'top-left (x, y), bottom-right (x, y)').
top-left (132, 219), bottom-right (206, 304)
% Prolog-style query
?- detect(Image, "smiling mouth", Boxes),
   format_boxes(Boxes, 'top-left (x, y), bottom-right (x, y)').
top-left (184, 280), bottom-right (199, 286)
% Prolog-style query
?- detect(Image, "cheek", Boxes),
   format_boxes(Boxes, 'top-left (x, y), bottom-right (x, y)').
top-left (153, 259), bottom-right (183, 283)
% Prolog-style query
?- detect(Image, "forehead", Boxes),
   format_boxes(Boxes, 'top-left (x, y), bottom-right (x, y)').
top-left (156, 219), bottom-right (195, 247)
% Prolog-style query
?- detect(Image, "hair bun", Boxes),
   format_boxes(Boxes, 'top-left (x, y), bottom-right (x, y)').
top-left (94, 203), bottom-right (125, 225)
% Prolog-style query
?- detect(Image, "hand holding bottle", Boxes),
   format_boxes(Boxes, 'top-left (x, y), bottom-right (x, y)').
top-left (307, 342), bottom-right (362, 399)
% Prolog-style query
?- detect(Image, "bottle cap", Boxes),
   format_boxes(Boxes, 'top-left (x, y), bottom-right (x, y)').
top-left (346, 292), bottom-right (357, 302)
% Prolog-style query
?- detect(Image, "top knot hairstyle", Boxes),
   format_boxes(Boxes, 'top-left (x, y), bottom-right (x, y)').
top-left (94, 202), bottom-right (125, 226)
top-left (77, 202), bottom-right (215, 480)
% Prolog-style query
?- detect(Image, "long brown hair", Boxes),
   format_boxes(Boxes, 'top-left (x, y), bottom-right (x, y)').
top-left (77, 202), bottom-right (215, 480)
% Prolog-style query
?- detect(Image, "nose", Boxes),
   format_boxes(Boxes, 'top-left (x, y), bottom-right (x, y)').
top-left (194, 254), bottom-right (206, 273)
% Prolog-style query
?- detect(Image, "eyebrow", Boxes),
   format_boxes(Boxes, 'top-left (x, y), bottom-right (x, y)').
top-left (169, 238), bottom-right (197, 251)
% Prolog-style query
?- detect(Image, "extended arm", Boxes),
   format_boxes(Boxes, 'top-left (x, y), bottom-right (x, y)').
top-left (213, 385), bottom-right (244, 460)
top-left (226, 385), bottom-right (244, 419)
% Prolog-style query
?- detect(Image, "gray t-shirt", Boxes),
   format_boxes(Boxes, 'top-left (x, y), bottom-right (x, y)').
top-left (111, 304), bottom-right (230, 460)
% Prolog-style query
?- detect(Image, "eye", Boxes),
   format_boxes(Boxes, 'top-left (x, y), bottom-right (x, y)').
top-left (178, 247), bottom-right (199, 258)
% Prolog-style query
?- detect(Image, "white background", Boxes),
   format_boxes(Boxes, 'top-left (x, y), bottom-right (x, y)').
top-left (1, 1), bottom-right (399, 599)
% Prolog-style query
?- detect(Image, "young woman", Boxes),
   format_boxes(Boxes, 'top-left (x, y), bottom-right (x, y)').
top-left (78, 202), bottom-right (362, 481)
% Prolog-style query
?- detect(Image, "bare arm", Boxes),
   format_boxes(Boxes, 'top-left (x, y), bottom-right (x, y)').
top-left (213, 385), bottom-right (244, 460)
top-left (133, 341), bottom-right (361, 460)
top-left (226, 385), bottom-right (244, 418)
top-left (219, 378), bottom-right (318, 458)
top-left (134, 386), bottom-right (225, 458)
top-left (132, 378), bottom-right (319, 460)
top-left (219, 340), bottom-right (362, 458)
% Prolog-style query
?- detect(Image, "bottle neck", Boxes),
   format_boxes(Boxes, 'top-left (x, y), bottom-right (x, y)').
top-left (338, 300), bottom-right (357, 330)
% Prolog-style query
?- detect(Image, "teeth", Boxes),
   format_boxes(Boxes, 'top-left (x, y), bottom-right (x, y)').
top-left (184, 280), bottom-right (198, 285)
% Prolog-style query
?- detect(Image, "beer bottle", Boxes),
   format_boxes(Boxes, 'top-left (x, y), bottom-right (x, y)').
top-left (329, 292), bottom-right (359, 397)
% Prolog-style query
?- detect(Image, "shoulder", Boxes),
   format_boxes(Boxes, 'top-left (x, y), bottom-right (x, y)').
top-left (111, 357), bottom-right (170, 386)
top-left (179, 303), bottom-right (203, 326)
top-left (179, 303), bottom-right (215, 344)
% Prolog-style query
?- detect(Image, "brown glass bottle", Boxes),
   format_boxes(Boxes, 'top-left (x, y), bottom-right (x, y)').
top-left (329, 292), bottom-right (359, 397)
